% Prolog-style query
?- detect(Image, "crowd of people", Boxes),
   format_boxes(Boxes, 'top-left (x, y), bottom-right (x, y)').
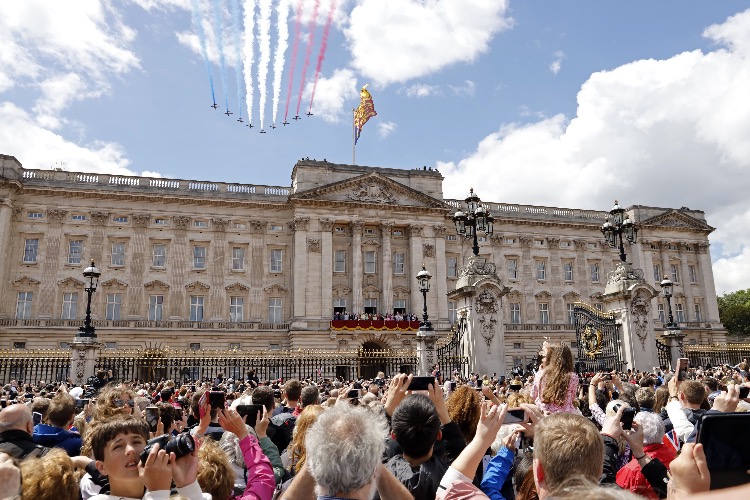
top-left (0, 346), bottom-right (749, 499)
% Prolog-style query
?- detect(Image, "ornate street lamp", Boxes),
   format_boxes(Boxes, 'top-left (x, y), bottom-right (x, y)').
top-left (78, 260), bottom-right (101, 338)
top-left (601, 200), bottom-right (638, 262)
top-left (453, 188), bottom-right (494, 256)
top-left (417, 264), bottom-right (433, 331)
top-left (659, 276), bottom-right (679, 330)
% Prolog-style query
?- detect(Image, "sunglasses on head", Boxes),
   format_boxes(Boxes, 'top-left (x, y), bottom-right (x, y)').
top-left (114, 399), bottom-right (135, 408)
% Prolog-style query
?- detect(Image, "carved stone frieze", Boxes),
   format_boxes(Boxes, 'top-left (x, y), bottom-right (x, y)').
top-left (458, 257), bottom-right (498, 279)
top-left (534, 291), bottom-right (552, 300)
top-left (47, 209), bottom-right (67, 224)
top-left (362, 239), bottom-right (381, 247)
top-left (173, 216), bottom-right (190, 229)
top-left (348, 181), bottom-right (395, 204)
top-left (144, 280), bottom-right (170, 290)
top-left (630, 289), bottom-right (652, 349)
top-left (475, 289), bottom-right (499, 353)
top-left (332, 284), bottom-right (352, 297)
top-left (13, 276), bottom-right (41, 287)
top-left (90, 212), bottom-right (109, 225)
top-left (185, 281), bottom-right (210, 292)
top-left (249, 220), bottom-right (265, 233)
top-left (101, 278), bottom-right (128, 290)
top-left (225, 282), bottom-right (250, 293)
top-left (423, 244), bottom-right (435, 258)
top-left (307, 239), bottom-right (321, 252)
top-left (263, 283), bottom-right (288, 293)
top-left (212, 219), bottom-right (230, 232)
top-left (606, 262), bottom-right (645, 285)
top-left (132, 214), bottom-right (151, 228)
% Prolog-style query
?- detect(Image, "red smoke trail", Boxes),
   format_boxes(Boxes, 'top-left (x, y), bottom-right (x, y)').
top-left (295, 0), bottom-right (320, 116)
top-left (283, 0), bottom-right (304, 121)
top-left (308, 0), bottom-right (335, 113)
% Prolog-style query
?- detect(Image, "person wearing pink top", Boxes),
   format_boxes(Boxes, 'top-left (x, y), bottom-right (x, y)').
top-left (530, 343), bottom-right (580, 414)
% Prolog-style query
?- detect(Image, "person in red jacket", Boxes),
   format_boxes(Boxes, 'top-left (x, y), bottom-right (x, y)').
top-left (616, 411), bottom-right (677, 499)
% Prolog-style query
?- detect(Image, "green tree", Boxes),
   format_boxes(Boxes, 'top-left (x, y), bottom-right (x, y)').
top-left (718, 289), bottom-right (750, 337)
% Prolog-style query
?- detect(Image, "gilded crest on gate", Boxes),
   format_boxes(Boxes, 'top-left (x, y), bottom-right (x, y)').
top-left (582, 325), bottom-right (604, 359)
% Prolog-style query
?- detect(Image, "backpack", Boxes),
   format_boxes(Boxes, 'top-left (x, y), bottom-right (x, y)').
top-left (270, 412), bottom-right (297, 452)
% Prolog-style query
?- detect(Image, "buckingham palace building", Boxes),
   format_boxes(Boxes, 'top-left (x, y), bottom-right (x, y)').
top-left (0, 153), bottom-right (726, 369)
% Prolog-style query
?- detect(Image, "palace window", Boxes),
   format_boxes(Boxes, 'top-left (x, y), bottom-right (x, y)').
top-left (563, 262), bottom-right (574, 282)
top-left (270, 249), bottom-right (283, 273)
top-left (394, 299), bottom-right (407, 315)
top-left (675, 303), bottom-right (685, 323)
top-left (333, 298), bottom-right (346, 314)
top-left (113, 216), bottom-right (128, 224)
top-left (152, 244), bottom-right (166, 267)
top-left (28, 212), bottom-right (43, 219)
top-left (539, 303), bottom-right (549, 324)
top-left (149, 295), bottom-right (163, 321)
top-left (230, 296), bottom-right (243, 322)
top-left (364, 298), bottom-right (378, 315)
top-left (591, 263), bottom-right (600, 283)
top-left (111, 242), bottom-right (125, 266)
top-left (507, 259), bottom-right (518, 280)
top-left (193, 245), bottom-right (206, 269)
top-left (658, 303), bottom-right (665, 323)
top-left (510, 303), bottom-right (521, 324)
top-left (190, 296), bottom-right (204, 322)
top-left (16, 292), bottom-right (32, 320)
top-left (269, 298), bottom-right (283, 323)
top-left (106, 293), bottom-right (121, 321)
top-left (567, 303), bottom-right (575, 325)
top-left (536, 260), bottom-right (546, 280)
top-left (694, 303), bottom-right (702, 322)
top-left (61, 292), bottom-right (78, 319)
top-left (23, 238), bottom-right (39, 263)
top-left (670, 264), bottom-right (680, 283)
top-left (334, 250), bottom-right (346, 273)
top-left (653, 264), bottom-right (661, 282)
top-left (393, 253), bottom-right (405, 275)
top-left (364, 251), bottom-right (376, 274)
top-left (448, 301), bottom-right (457, 324)
top-left (232, 247), bottom-right (245, 271)
top-left (447, 257), bottom-right (457, 278)
top-left (68, 240), bottom-right (83, 264)
top-left (194, 220), bottom-right (208, 228)
top-left (72, 214), bottom-right (87, 221)
top-left (154, 218), bottom-right (168, 225)
top-left (689, 265), bottom-right (698, 284)
top-left (445, 234), bottom-right (456, 241)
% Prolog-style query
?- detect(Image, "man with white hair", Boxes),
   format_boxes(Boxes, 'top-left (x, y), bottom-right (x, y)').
top-left (616, 411), bottom-right (677, 499)
top-left (282, 404), bottom-right (412, 499)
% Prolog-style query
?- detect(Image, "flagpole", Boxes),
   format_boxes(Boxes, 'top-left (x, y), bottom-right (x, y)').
top-left (352, 108), bottom-right (356, 165)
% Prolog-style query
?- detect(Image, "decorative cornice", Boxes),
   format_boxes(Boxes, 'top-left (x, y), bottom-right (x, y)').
top-left (225, 282), bottom-right (250, 292)
top-left (332, 284), bottom-right (352, 296)
top-left (362, 239), bottom-right (381, 247)
top-left (640, 210), bottom-right (715, 233)
top-left (14, 276), bottom-right (41, 287)
top-left (58, 277), bottom-right (85, 287)
top-left (144, 279), bottom-right (170, 290)
top-left (264, 283), bottom-right (288, 293)
top-left (185, 281), bottom-right (210, 292)
top-left (101, 278), bottom-right (128, 289)
top-left (562, 291), bottom-right (581, 301)
top-left (534, 291), bottom-right (552, 299)
top-left (392, 285), bottom-right (410, 297)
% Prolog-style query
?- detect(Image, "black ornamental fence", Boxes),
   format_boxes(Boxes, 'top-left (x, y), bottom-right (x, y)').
top-left (684, 343), bottom-right (750, 368)
top-left (0, 349), bottom-right (70, 384)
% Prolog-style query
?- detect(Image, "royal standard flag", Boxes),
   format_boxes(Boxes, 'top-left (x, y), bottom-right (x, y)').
top-left (354, 85), bottom-right (377, 144)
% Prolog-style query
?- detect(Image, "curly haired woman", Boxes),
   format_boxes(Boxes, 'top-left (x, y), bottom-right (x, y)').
top-left (446, 385), bottom-right (482, 442)
top-left (530, 342), bottom-right (579, 414)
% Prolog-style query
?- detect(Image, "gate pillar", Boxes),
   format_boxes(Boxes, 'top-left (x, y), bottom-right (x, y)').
top-left (603, 262), bottom-right (659, 372)
top-left (448, 257), bottom-right (510, 376)
top-left (70, 336), bottom-right (102, 386)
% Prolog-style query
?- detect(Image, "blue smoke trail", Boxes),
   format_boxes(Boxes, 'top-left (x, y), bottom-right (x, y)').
top-left (230, 0), bottom-right (244, 120)
top-left (211, 0), bottom-right (230, 112)
top-left (191, 0), bottom-right (216, 104)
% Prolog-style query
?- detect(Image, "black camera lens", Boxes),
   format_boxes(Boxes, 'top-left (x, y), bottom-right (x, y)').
top-left (140, 433), bottom-right (195, 464)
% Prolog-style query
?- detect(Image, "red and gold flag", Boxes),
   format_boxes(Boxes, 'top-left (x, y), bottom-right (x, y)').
top-left (354, 85), bottom-right (377, 144)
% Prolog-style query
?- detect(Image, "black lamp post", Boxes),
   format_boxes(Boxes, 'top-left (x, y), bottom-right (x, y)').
top-left (659, 276), bottom-right (679, 330)
top-left (78, 260), bottom-right (101, 338)
top-left (416, 264), bottom-right (433, 331)
top-left (601, 200), bottom-right (637, 262)
top-left (453, 188), bottom-right (494, 256)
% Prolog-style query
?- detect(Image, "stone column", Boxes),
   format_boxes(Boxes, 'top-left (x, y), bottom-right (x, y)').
top-left (433, 225), bottom-right (448, 322)
top-left (660, 241), bottom-right (671, 284)
top-left (520, 236), bottom-right (535, 322)
top-left (0, 200), bottom-right (16, 317)
top-left (547, 237), bottom-right (562, 322)
top-left (351, 221), bottom-right (364, 314)
top-left (169, 216), bottom-right (190, 319)
top-left (320, 219), bottom-right (334, 319)
top-left (408, 225), bottom-right (423, 318)
top-left (603, 262), bottom-right (659, 371)
top-left (381, 222), bottom-right (393, 314)
top-left (678, 243), bottom-right (695, 320)
top-left (292, 217), bottom-right (309, 319)
top-left (415, 324), bottom-right (436, 376)
top-left (210, 219), bottom-right (229, 320)
top-left (39, 209), bottom-right (67, 318)
top-left (128, 214), bottom-right (150, 319)
top-left (249, 221), bottom-right (266, 320)
top-left (697, 243), bottom-right (719, 322)
top-left (70, 337), bottom-right (103, 386)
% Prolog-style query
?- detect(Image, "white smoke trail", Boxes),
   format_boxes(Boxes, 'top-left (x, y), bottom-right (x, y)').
top-left (243, 0), bottom-right (256, 125)
top-left (211, 0), bottom-right (230, 111)
top-left (271, 0), bottom-right (290, 126)
top-left (257, 0), bottom-right (272, 129)
top-left (230, 0), bottom-right (244, 119)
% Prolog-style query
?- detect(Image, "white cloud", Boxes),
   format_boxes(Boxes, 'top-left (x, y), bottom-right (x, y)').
top-left (404, 83), bottom-right (440, 98)
top-left (448, 80), bottom-right (476, 97)
top-left (129, 0), bottom-right (190, 11)
top-left (378, 121), bottom-right (397, 138)
top-left (0, 102), bottom-right (135, 175)
top-left (345, 0), bottom-right (513, 86)
top-left (549, 50), bottom-right (565, 75)
top-left (302, 67), bottom-right (358, 122)
top-left (439, 9), bottom-right (750, 292)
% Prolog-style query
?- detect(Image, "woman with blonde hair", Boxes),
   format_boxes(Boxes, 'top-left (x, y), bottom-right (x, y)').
top-left (20, 447), bottom-right (80, 500)
top-left (530, 342), bottom-right (579, 414)
top-left (93, 384), bottom-right (136, 420)
top-left (286, 405), bottom-right (324, 475)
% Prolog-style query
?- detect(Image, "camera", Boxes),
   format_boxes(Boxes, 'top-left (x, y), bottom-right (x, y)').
top-left (139, 433), bottom-right (195, 464)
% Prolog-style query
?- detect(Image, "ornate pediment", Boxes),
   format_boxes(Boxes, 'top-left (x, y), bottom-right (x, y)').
top-left (58, 277), bottom-right (85, 288)
top-left (101, 278), bottom-right (128, 290)
top-left (332, 284), bottom-right (351, 297)
top-left (640, 210), bottom-right (714, 233)
top-left (144, 279), bottom-right (170, 290)
top-left (185, 281), bottom-right (210, 292)
top-left (14, 276), bottom-right (41, 287)
top-left (534, 291), bottom-right (552, 300)
top-left (291, 172), bottom-right (449, 210)
top-left (225, 282), bottom-right (249, 293)
top-left (363, 284), bottom-right (382, 294)
top-left (264, 283), bottom-right (288, 293)
top-left (393, 286), bottom-right (410, 298)
top-left (563, 291), bottom-right (581, 301)
top-left (507, 290), bottom-right (523, 299)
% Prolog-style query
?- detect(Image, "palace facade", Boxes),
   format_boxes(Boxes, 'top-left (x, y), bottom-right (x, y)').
top-left (0, 154), bottom-right (725, 368)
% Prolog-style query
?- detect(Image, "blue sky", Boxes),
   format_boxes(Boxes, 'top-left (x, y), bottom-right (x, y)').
top-left (1, 1), bottom-right (749, 294)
